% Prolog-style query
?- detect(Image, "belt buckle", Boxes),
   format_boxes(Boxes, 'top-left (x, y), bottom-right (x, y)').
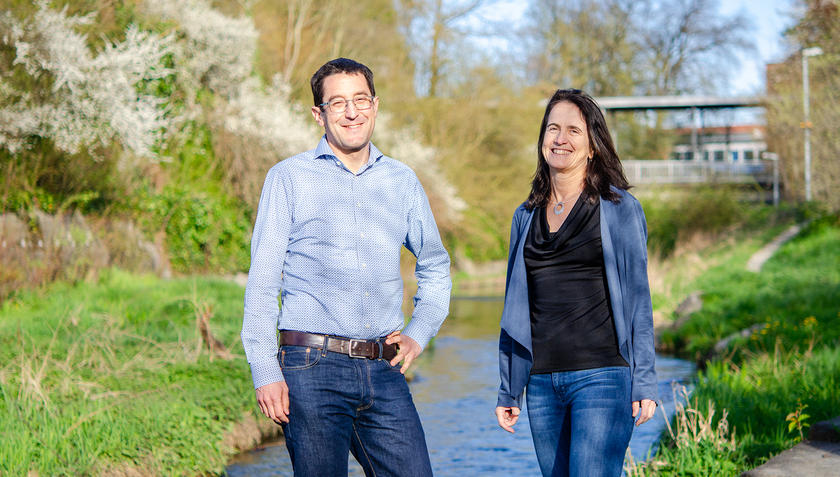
top-left (348, 339), bottom-right (366, 358)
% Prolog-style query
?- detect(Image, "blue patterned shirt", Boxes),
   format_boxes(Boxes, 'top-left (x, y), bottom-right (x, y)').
top-left (242, 137), bottom-right (452, 389)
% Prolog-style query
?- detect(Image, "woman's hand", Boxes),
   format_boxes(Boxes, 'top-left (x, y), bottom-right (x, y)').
top-left (495, 406), bottom-right (521, 433)
top-left (632, 399), bottom-right (656, 426)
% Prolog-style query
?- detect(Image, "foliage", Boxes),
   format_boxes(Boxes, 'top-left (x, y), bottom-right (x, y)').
top-left (625, 387), bottom-right (747, 476)
top-left (0, 1), bottom-right (174, 158)
top-left (644, 213), bottom-right (840, 473)
top-left (664, 212), bottom-right (840, 360)
top-left (0, 270), bottom-right (268, 476)
top-left (638, 186), bottom-right (746, 257)
top-left (786, 399), bottom-right (810, 443)
top-left (765, 0), bottom-right (840, 209)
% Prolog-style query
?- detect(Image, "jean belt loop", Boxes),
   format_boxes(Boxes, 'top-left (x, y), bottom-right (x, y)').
top-left (321, 334), bottom-right (328, 357)
top-left (377, 339), bottom-right (384, 360)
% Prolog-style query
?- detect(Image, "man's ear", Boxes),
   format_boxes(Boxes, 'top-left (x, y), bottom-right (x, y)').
top-left (311, 106), bottom-right (325, 127)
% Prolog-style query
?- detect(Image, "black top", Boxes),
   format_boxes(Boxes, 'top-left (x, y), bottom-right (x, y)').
top-left (524, 197), bottom-right (628, 374)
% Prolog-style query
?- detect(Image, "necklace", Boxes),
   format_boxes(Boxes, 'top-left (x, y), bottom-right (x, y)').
top-left (552, 190), bottom-right (582, 215)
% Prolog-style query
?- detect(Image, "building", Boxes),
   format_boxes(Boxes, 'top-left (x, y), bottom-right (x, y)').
top-left (670, 125), bottom-right (767, 162)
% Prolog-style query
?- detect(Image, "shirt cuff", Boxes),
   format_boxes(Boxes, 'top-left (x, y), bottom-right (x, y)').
top-left (401, 319), bottom-right (437, 351)
top-left (249, 355), bottom-right (285, 389)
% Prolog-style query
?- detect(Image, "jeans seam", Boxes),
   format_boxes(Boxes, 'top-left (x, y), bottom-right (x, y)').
top-left (357, 360), bottom-right (374, 412)
top-left (352, 422), bottom-right (377, 476)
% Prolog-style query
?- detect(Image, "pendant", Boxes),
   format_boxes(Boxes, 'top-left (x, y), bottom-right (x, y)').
top-left (554, 202), bottom-right (564, 215)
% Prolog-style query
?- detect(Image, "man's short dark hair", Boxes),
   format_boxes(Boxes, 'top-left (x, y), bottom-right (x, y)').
top-left (311, 58), bottom-right (376, 106)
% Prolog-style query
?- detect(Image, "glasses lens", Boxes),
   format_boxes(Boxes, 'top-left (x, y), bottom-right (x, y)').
top-left (353, 97), bottom-right (372, 110)
top-left (327, 96), bottom-right (372, 113)
top-left (328, 99), bottom-right (347, 113)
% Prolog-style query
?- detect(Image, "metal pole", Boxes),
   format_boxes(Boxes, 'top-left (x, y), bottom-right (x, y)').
top-left (763, 152), bottom-right (780, 208)
top-left (691, 107), bottom-right (698, 161)
top-left (803, 53), bottom-right (812, 201)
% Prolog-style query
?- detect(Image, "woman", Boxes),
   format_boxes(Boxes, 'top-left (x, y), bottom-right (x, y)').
top-left (495, 89), bottom-right (658, 477)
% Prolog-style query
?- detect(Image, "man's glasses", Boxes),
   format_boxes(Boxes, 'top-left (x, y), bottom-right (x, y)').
top-left (319, 95), bottom-right (375, 114)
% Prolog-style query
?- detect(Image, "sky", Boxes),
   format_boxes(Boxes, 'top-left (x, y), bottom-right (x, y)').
top-left (472, 0), bottom-right (797, 97)
top-left (720, 0), bottom-right (797, 95)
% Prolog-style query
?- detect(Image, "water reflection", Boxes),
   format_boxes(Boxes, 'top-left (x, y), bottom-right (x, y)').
top-left (226, 296), bottom-right (694, 476)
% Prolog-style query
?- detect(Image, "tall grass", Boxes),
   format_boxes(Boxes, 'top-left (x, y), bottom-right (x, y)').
top-left (625, 386), bottom-right (747, 476)
top-left (636, 211), bottom-right (840, 474)
top-left (0, 270), bottom-right (273, 476)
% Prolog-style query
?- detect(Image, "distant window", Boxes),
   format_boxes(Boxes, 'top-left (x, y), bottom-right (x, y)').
top-left (704, 151), bottom-right (710, 161)
top-left (745, 150), bottom-right (755, 160)
top-left (685, 151), bottom-right (694, 161)
top-left (732, 151), bottom-right (738, 161)
top-left (671, 152), bottom-right (682, 160)
top-left (714, 151), bottom-right (724, 161)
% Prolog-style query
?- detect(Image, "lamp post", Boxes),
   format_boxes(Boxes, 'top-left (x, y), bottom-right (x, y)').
top-left (802, 46), bottom-right (823, 202)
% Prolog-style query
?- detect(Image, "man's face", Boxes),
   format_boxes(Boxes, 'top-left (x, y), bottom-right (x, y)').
top-left (311, 73), bottom-right (378, 160)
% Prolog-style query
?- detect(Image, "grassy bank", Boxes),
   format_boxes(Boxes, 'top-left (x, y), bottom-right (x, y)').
top-left (0, 270), bottom-right (275, 476)
top-left (630, 212), bottom-right (840, 475)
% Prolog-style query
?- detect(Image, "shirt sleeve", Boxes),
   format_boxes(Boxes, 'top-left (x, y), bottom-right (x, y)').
top-left (242, 166), bottom-right (292, 389)
top-left (401, 176), bottom-right (452, 350)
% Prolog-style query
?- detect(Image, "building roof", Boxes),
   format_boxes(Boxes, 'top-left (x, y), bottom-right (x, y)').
top-left (593, 95), bottom-right (765, 111)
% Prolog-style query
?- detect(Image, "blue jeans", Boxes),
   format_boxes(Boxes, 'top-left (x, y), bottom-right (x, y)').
top-left (526, 367), bottom-right (633, 477)
top-left (279, 345), bottom-right (433, 477)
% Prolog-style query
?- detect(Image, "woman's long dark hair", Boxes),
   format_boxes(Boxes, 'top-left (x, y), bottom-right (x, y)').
top-left (526, 89), bottom-right (631, 210)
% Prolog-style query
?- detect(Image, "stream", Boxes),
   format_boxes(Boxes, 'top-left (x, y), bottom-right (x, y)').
top-left (226, 296), bottom-right (694, 476)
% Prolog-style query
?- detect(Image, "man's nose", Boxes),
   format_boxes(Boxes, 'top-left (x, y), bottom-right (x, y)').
top-left (344, 101), bottom-right (359, 118)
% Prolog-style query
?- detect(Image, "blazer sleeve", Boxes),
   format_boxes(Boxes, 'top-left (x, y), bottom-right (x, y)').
top-left (626, 198), bottom-right (658, 403)
top-left (497, 206), bottom-right (525, 409)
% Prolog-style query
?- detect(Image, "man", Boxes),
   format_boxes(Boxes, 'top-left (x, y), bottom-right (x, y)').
top-left (241, 58), bottom-right (451, 476)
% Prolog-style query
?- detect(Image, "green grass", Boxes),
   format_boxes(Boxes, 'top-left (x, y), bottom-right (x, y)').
top-left (0, 269), bottom-right (260, 476)
top-left (662, 214), bottom-right (840, 361)
top-left (633, 212), bottom-right (840, 475)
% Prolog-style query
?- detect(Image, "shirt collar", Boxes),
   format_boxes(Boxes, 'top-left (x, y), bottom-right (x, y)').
top-left (314, 136), bottom-right (384, 173)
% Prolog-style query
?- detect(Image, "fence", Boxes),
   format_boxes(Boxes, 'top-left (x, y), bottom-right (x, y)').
top-left (622, 160), bottom-right (773, 185)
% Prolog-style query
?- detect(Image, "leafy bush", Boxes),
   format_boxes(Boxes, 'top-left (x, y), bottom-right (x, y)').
top-left (639, 186), bottom-right (745, 257)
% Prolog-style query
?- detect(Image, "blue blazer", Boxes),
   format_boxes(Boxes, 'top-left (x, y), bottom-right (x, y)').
top-left (497, 188), bottom-right (659, 409)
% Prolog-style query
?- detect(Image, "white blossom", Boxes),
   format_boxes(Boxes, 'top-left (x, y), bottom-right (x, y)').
top-left (144, 0), bottom-right (257, 96)
top-left (223, 74), bottom-right (319, 157)
top-left (375, 114), bottom-right (467, 216)
top-left (0, 2), bottom-right (174, 158)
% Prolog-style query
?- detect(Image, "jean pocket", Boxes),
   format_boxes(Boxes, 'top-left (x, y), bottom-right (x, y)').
top-left (279, 346), bottom-right (322, 370)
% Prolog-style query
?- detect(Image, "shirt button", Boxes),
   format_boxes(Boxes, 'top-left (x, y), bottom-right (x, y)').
top-left (360, 233), bottom-right (364, 238)
top-left (335, 161), bottom-right (340, 166)
top-left (364, 292), bottom-right (370, 297)
top-left (362, 263), bottom-right (367, 268)
top-left (365, 324), bottom-right (370, 329)
top-left (357, 202), bottom-right (361, 207)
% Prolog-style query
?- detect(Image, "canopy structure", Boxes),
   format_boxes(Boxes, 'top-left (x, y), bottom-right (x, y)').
top-left (594, 95), bottom-right (764, 111)
top-left (593, 95), bottom-right (766, 159)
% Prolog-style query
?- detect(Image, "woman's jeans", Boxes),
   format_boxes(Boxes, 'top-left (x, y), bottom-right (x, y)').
top-left (279, 345), bottom-right (433, 477)
top-left (526, 367), bottom-right (634, 477)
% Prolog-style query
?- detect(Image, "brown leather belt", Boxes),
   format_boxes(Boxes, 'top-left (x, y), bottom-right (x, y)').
top-left (279, 330), bottom-right (399, 361)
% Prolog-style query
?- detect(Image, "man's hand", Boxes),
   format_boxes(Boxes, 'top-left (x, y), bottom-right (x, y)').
top-left (632, 399), bottom-right (656, 426)
top-left (385, 330), bottom-right (421, 374)
top-left (495, 406), bottom-right (521, 434)
top-left (256, 381), bottom-right (289, 424)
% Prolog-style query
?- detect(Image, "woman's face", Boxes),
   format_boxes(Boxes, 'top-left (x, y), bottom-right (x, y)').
top-left (541, 101), bottom-right (593, 176)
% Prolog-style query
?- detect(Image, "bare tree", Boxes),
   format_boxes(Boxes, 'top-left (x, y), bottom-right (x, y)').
top-left (524, 0), bottom-right (640, 96)
top-left (397, 0), bottom-right (494, 96)
top-left (521, 0), bottom-right (754, 96)
top-left (637, 0), bottom-right (755, 94)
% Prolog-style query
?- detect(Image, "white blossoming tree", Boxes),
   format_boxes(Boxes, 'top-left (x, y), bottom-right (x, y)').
top-left (0, 2), bottom-right (174, 158)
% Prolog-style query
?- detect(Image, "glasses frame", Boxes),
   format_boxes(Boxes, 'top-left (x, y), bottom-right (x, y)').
top-left (319, 95), bottom-right (375, 114)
